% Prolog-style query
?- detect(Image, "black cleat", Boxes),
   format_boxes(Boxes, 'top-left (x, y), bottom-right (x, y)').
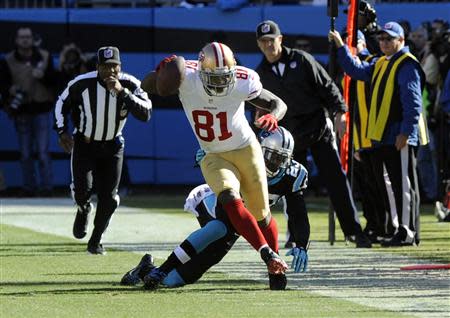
top-left (354, 232), bottom-right (372, 248)
top-left (87, 243), bottom-right (106, 255)
top-left (381, 227), bottom-right (416, 247)
top-left (143, 267), bottom-right (167, 290)
top-left (121, 254), bottom-right (155, 286)
top-left (269, 273), bottom-right (287, 290)
top-left (73, 203), bottom-right (93, 239)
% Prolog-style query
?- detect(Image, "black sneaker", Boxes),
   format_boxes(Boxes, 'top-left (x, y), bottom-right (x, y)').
top-left (73, 203), bottom-right (93, 239)
top-left (87, 243), bottom-right (106, 255)
top-left (121, 254), bottom-right (155, 286)
top-left (365, 230), bottom-right (384, 244)
top-left (381, 227), bottom-right (416, 247)
top-left (269, 273), bottom-right (287, 290)
top-left (143, 267), bottom-right (167, 290)
top-left (354, 232), bottom-right (372, 248)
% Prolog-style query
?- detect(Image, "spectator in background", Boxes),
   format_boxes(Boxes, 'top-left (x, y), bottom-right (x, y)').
top-left (410, 24), bottom-right (440, 203)
top-left (0, 27), bottom-right (56, 197)
top-left (255, 20), bottom-right (371, 248)
top-left (294, 35), bottom-right (312, 53)
top-left (56, 43), bottom-right (87, 94)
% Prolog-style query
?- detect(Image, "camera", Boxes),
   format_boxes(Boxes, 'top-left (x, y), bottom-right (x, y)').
top-left (9, 89), bottom-right (26, 111)
top-left (360, 1), bottom-right (377, 25)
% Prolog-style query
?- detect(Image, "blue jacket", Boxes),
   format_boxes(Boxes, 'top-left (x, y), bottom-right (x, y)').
top-left (337, 45), bottom-right (424, 146)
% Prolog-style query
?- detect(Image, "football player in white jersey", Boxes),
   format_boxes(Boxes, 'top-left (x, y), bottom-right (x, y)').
top-left (120, 127), bottom-right (310, 290)
top-left (141, 42), bottom-right (288, 287)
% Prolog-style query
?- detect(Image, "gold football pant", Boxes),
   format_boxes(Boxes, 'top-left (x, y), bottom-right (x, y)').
top-left (200, 139), bottom-right (269, 221)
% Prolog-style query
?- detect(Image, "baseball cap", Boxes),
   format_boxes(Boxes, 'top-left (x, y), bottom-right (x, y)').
top-left (97, 46), bottom-right (121, 65)
top-left (378, 22), bottom-right (404, 38)
top-left (256, 20), bottom-right (281, 40)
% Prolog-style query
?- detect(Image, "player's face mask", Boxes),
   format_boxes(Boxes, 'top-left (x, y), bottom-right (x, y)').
top-left (198, 42), bottom-right (237, 97)
top-left (262, 148), bottom-right (291, 177)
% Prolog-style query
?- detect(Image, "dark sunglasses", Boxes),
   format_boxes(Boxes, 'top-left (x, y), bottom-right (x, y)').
top-left (377, 35), bottom-right (396, 42)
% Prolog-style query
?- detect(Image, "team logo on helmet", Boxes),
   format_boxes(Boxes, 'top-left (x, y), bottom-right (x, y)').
top-left (259, 130), bottom-right (273, 140)
top-left (198, 51), bottom-right (205, 62)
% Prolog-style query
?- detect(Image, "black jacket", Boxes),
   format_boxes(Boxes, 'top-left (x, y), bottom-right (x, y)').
top-left (256, 47), bottom-right (346, 142)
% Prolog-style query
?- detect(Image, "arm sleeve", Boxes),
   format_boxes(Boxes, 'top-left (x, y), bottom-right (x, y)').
top-left (398, 62), bottom-right (423, 137)
top-left (244, 69), bottom-right (263, 101)
top-left (284, 192), bottom-right (310, 249)
top-left (304, 52), bottom-right (347, 114)
top-left (54, 82), bottom-right (74, 134)
top-left (120, 75), bottom-right (152, 122)
top-left (336, 45), bottom-right (374, 82)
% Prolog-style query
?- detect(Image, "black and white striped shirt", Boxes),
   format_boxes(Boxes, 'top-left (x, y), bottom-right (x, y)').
top-left (54, 71), bottom-right (152, 141)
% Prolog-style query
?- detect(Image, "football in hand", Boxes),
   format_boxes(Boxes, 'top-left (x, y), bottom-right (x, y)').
top-left (156, 56), bottom-right (185, 96)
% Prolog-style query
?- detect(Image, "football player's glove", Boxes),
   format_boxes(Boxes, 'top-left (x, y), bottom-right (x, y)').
top-left (286, 247), bottom-right (308, 273)
top-left (256, 114), bottom-right (278, 132)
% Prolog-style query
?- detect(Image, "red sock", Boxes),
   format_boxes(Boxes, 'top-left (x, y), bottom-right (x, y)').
top-left (259, 216), bottom-right (279, 253)
top-left (223, 199), bottom-right (268, 251)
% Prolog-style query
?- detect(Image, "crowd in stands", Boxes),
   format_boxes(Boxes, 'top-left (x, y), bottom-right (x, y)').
top-left (1, 0), bottom-right (449, 9)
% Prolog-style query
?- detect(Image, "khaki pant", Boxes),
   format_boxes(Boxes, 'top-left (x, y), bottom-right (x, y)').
top-left (200, 139), bottom-right (269, 221)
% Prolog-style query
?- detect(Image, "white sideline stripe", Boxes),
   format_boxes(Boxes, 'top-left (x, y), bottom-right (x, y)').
top-left (0, 198), bottom-right (449, 318)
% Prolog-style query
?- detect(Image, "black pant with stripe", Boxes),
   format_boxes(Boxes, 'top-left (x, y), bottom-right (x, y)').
top-left (71, 133), bottom-right (124, 246)
top-left (369, 145), bottom-right (420, 241)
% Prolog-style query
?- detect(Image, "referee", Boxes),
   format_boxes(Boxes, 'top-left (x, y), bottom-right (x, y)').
top-left (54, 46), bottom-right (152, 254)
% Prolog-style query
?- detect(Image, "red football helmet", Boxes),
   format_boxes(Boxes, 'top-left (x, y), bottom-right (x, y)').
top-left (198, 42), bottom-right (237, 97)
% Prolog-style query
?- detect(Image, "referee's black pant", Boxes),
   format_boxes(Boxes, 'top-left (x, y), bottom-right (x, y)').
top-left (71, 134), bottom-right (124, 246)
top-left (369, 145), bottom-right (420, 241)
top-left (293, 123), bottom-right (363, 237)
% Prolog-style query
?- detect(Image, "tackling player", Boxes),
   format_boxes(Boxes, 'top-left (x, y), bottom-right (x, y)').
top-left (121, 127), bottom-right (310, 290)
top-left (141, 43), bottom-right (289, 284)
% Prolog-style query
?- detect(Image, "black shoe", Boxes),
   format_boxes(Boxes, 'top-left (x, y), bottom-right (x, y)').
top-left (87, 243), bottom-right (106, 255)
top-left (73, 203), bottom-right (92, 239)
top-left (143, 267), bottom-right (167, 290)
top-left (364, 230), bottom-right (384, 244)
top-left (269, 273), bottom-right (287, 290)
top-left (381, 227), bottom-right (416, 247)
top-left (121, 254), bottom-right (155, 286)
top-left (355, 232), bottom-right (372, 248)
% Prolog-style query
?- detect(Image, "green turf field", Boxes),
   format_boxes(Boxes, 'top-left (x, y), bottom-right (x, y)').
top-left (1, 196), bottom-right (449, 318)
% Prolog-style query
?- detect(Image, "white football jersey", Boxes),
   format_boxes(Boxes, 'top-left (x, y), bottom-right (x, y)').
top-left (179, 60), bottom-right (262, 153)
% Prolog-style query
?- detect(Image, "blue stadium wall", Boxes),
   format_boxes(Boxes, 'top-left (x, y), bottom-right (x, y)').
top-left (0, 4), bottom-right (448, 187)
